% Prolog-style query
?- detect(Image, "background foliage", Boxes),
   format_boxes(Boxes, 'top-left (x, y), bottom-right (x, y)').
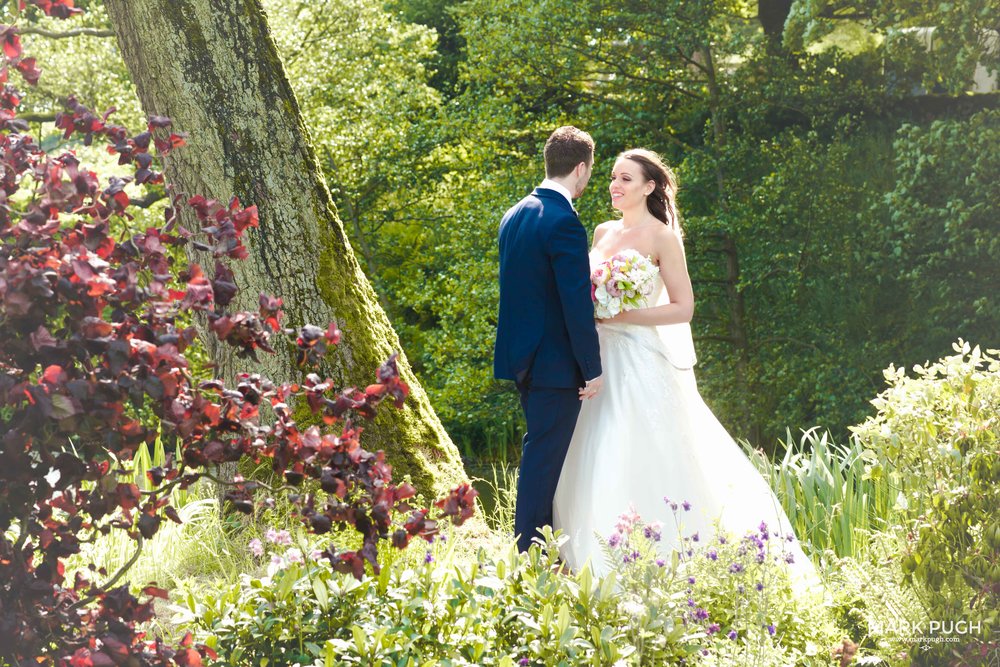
top-left (15, 0), bottom-right (995, 458)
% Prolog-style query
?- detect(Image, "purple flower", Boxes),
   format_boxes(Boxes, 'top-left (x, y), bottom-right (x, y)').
top-left (706, 549), bottom-right (718, 561)
top-left (691, 532), bottom-right (699, 542)
top-left (687, 597), bottom-right (696, 607)
top-left (670, 502), bottom-right (679, 511)
top-left (729, 562), bottom-right (744, 574)
top-left (758, 521), bottom-right (769, 536)
top-left (728, 630), bottom-right (738, 640)
top-left (737, 584), bottom-right (745, 594)
top-left (784, 552), bottom-right (795, 564)
top-left (656, 558), bottom-right (666, 567)
top-left (756, 550), bottom-right (766, 564)
top-left (519, 660), bottom-right (530, 666)
top-left (755, 582), bottom-right (764, 591)
top-left (687, 576), bottom-right (696, 585)
top-left (694, 607), bottom-right (709, 620)
top-left (424, 551), bottom-right (434, 563)
top-left (248, 538), bottom-right (264, 557)
top-left (608, 532), bottom-right (622, 548)
top-left (767, 624), bottom-right (776, 636)
top-left (707, 623), bottom-right (721, 635)
top-left (718, 535), bottom-right (727, 544)
top-left (643, 521), bottom-right (663, 542)
top-left (663, 496), bottom-right (671, 505)
top-left (682, 501), bottom-right (691, 511)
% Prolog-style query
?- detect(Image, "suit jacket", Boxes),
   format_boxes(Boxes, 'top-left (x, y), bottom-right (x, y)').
top-left (494, 187), bottom-right (601, 388)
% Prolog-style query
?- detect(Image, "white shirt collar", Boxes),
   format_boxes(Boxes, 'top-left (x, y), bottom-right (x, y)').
top-left (538, 178), bottom-right (574, 207)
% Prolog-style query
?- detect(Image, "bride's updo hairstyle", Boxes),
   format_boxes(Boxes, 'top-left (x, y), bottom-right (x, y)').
top-left (619, 148), bottom-right (680, 231)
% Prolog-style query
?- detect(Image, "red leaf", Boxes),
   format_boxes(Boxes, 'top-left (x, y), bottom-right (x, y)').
top-left (2, 30), bottom-right (21, 60)
top-left (142, 585), bottom-right (169, 600)
top-left (15, 56), bottom-right (40, 85)
top-left (42, 364), bottom-right (65, 385)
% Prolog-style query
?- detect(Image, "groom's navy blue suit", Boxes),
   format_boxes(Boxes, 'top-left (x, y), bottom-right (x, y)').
top-left (494, 187), bottom-right (601, 553)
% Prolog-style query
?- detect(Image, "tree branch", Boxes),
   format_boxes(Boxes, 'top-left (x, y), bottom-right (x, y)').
top-left (18, 112), bottom-right (57, 123)
top-left (17, 26), bottom-right (115, 38)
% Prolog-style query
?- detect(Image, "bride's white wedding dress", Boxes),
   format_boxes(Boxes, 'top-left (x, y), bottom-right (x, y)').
top-left (553, 256), bottom-right (816, 583)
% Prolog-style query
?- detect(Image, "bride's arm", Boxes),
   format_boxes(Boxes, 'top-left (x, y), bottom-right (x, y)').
top-left (602, 229), bottom-right (694, 326)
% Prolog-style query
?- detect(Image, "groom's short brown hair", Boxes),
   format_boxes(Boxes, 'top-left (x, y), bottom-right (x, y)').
top-left (544, 126), bottom-right (594, 178)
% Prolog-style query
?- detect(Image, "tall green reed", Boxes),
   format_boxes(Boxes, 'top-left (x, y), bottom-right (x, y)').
top-left (743, 427), bottom-right (900, 559)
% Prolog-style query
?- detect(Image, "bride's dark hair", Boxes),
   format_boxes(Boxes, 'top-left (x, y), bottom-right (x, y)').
top-left (619, 148), bottom-right (680, 231)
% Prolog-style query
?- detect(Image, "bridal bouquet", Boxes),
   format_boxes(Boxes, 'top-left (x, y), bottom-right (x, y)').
top-left (591, 249), bottom-right (659, 319)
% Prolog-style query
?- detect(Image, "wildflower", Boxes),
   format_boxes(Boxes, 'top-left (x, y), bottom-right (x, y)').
top-left (686, 549), bottom-right (693, 557)
top-left (615, 504), bottom-right (641, 534)
top-left (424, 551), bottom-right (434, 563)
top-left (706, 549), bottom-right (718, 561)
top-left (643, 521), bottom-right (663, 542)
top-left (310, 549), bottom-right (324, 561)
top-left (707, 623), bottom-right (721, 635)
top-left (694, 607), bottom-right (709, 620)
top-left (784, 552), bottom-right (795, 564)
top-left (285, 548), bottom-right (303, 564)
top-left (691, 532), bottom-right (699, 542)
top-left (518, 659), bottom-right (530, 666)
top-left (767, 624), bottom-right (776, 636)
top-left (756, 550), bottom-right (766, 564)
top-left (687, 576), bottom-right (696, 585)
top-left (248, 538), bottom-right (264, 557)
top-left (682, 501), bottom-right (691, 511)
top-left (670, 502), bottom-right (679, 511)
top-left (718, 536), bottom-right (727, 544)
top-left (687, 597), bottom-right (696, 607)
top-left (728, 630), bottom-right (738, 640)
top-left (608, 532), bottom-right (622, 548)
top-left (265, 528), bottom-right (292, 546)
top-left (729, 562), bottom-right (744, 574)
top-left (737, 584), bottom-right (745, 593)
top-left (656, 558), bottom-right (666, 567)
top-left (663, 496), bottom-right (671, 505)
top-left (756, 582), bottom-right (764, 591)
top-left (758, 521), bottom-right (769, 536)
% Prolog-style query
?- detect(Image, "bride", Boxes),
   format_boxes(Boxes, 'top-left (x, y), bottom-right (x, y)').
top-left (553, 148), bottom-right (816, 582)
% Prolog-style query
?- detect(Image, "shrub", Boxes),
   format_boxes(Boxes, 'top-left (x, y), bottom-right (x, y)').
top-left (852, 340), bottom-right (1000, 664)
top-left (0, 6), bottom-right (475, 664)
top-left (176, 506), bottom-right (844, 666)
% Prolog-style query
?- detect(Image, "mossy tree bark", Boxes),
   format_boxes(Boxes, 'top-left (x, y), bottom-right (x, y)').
top-left (103, 0), bottom-right (467, 495)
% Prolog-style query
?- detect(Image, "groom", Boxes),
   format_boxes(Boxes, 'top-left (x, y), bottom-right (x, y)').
top-left (494, 126), bottom-right (603, 553)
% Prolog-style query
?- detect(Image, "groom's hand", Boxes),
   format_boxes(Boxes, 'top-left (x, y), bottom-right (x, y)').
top-left (579, 375), bottom-right (603, 400)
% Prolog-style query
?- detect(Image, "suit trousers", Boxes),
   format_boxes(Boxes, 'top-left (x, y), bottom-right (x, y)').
top-left (514, 371), bottom-right (582, 553)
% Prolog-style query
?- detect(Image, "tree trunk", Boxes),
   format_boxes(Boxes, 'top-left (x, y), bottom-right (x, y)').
top-left (699, 42), bottom-right (757, 440)
top-left (102, 0), bottom-right (467, 496)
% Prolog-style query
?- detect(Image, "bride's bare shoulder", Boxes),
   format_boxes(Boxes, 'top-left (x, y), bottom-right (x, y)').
top-left (592, 219), bottom-right (620, 243)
